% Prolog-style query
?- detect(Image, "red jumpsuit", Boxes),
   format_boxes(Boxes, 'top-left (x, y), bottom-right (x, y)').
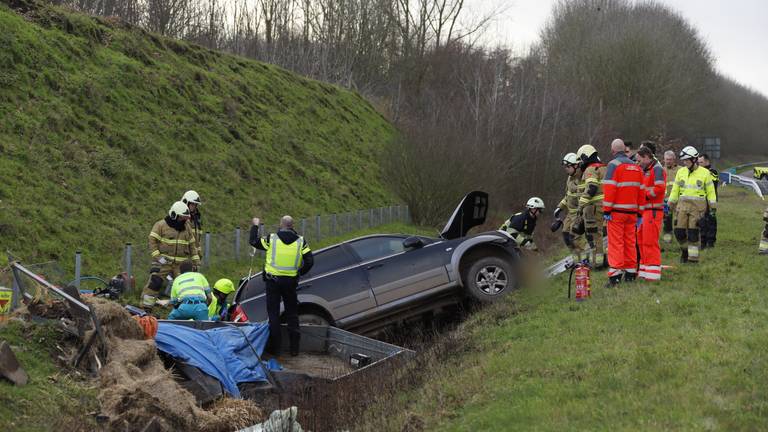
top-left (603, 153), bottom-right (643, 279)
top-left (638, 160), bottom-right (667, 281)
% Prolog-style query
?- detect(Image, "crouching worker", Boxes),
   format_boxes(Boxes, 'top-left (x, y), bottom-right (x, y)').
top-left (208, 278), bottom-right (235, 321)
top-left (168, 260), bottom-right (211, 321)
top-left (501, 197), bottom-right (545, 251)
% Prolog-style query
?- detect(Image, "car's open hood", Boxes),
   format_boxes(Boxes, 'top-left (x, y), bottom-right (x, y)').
top-left (440, 191), bottom-right (489, 240)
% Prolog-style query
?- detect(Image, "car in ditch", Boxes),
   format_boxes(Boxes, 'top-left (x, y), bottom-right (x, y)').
top-left (229, 191), bottom-right (521, 335)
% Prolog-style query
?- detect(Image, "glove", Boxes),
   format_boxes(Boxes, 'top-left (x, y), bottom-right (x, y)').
top-left (550, 219), bottom-right (563, 232)
top-left (554, 208), bottom-right (563, 219)
top-left (603, 213), bottom-right (612, 222)
top-left (663, 203), bottom-right (670, 216)
top-left (636, 217), bottom-right (643, 228)
top-left (709, 208), bottom-right (716, 217)
top-left (157, 256), bottom-right (168, 265)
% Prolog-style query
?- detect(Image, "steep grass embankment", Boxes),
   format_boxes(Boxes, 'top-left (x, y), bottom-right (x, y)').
top-left (0, 0), bottom-right (396, 274)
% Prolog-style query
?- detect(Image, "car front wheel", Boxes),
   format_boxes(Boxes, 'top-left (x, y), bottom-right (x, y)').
top-left (298, 313), bottom-right (330, 326)
top-left (463, 256), bottom-right (516, 302)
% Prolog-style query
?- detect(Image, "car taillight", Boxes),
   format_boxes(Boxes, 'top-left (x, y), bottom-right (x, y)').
top-left (231, 304), bottom-right (249, 323)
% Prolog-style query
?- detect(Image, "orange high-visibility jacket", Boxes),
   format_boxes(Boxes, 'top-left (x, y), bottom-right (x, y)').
top-left (603, 153), bottom-right (643, 215)
top-left (640, 160), bottom-right (667, 211)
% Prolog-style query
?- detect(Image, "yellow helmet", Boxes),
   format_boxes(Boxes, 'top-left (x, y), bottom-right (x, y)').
top-left (213, 278), bottom-right (236, 295)
top-left (576, 144), bottom-right (598, 160)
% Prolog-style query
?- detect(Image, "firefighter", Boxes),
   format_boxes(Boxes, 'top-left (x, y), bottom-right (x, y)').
top-left (168, 260), bottom-right (212, 321)
top-left (552, 153), bottom-right (587, 262)
top-left (576, 144), bottom-right (608, 268)
top-left (142, 201), bottom-right (201, 309)
top-left (662, 150), bottom-right (680, 244)
top-left (182, 190), bottom-right (203, 260)
top-left (501, 197), bottom-right (546, 251)
top-left (760, 207), bottom-right (768, 254)
top-left (208, 278), bottom-right (235, 321)
top-left (668, 146), bottom-right (717, 263)
top-left (250, 215), bottom-right (314, 356)
top-left (636, 145), bottom-right (666, 281)
top-left (698, 154), bottom-right (719, 248)
top-left (603, 139), bottom-right (644, 286)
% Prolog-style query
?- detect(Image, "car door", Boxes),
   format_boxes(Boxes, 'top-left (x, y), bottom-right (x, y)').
top-left (299, 245), bottom-right (375, 319)
top-left (347, 236), bottom-right (451, 306)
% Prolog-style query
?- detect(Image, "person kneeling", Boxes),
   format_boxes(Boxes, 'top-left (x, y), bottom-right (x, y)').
top-left (168, 260), bottom-right (212, 321)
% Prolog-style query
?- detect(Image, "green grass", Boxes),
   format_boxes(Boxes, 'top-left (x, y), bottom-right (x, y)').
top-left (363, 186), bottom-right (768, 431)
top-left (0, 321), bottom-right (98, 431)
top-left (0, 0), bottom-right (396, 276)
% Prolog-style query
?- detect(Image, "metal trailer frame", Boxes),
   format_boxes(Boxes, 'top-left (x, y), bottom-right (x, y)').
top-left (7, 255), bottom-right (108, 368)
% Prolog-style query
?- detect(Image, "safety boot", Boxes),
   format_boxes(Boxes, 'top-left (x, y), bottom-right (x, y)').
top-left (604, 275), bottom-right (622, 288)
top-left (624, 272), bottom-right (637, 283)
top-left (680, 249), bottom-right (688, 264)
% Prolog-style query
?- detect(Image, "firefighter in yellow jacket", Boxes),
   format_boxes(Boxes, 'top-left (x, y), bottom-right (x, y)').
top-left (576, 144), bottom-right (608, 268)
top-left (760, 207), bottom-right (768, 255)
top-left (182, 190), bottom-right (203, 259)
top-left (668, 146), bottom-right (716, 263)
top-left (552, 153), bottom-right (587, 262)
top-left (142, 201), bottom-right (201, 308)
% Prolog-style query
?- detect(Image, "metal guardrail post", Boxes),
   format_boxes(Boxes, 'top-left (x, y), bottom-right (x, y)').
top-left (358, 210), bottom-right (363, 230)
top-left (379, 207), bottom-right (384, 225)
top-left (204, 232), bottom-right (211, 266)
top-left (331, 214), bottom-right (337, 237)
top-left (315, 215), bottom-right (321, 241)
top-left (74, 251), bottom-right (82, 289)
top-left (370, 208), bottom-right (375, 227)
top-left (300, 218), bottom-right (307, 237)
top-left (11, 276), bottom-right (20, 311)
top-left (124, 243), bottom-right (132, 291)
top-left (235, 227), bottom-right (241, 261)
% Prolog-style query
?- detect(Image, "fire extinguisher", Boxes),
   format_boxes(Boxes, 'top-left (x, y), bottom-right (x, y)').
top-left (568, 260), bottom-right (592, 301)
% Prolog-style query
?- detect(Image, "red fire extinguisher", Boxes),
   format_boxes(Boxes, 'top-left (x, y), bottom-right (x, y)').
top-left (568, 261), bottom-right (592, 301)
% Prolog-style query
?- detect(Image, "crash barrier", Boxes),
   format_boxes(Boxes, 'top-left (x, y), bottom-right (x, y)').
top-left (719, 172), bottom-right (766, 199)
top-left (725, 161), bottom-right (768, 175)
top-left (7, 257), bottom-right (109, 367)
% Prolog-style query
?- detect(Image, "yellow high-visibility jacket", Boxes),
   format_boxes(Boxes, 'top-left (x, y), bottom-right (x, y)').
top-left (149, 218), bottom-right (201, 266)
top-left (668, 165), bottom-right (717, 207)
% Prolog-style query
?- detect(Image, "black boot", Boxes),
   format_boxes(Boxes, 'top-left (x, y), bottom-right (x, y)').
top-left (680, 249), bottom-right (688, 263)
top-left (604, 275), bottom-right (622, 288)
top-left (624, 272), bottom-right (637, 283)
top-left (289, 331), bottom-right (301, 357)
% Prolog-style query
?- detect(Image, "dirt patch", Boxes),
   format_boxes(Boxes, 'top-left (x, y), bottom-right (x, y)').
top-left (25, 298), bottom-right (71, 320)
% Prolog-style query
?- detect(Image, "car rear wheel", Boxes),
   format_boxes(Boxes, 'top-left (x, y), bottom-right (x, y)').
top-left (463, 256), bottom-right (515, 302)
top-left (298, 313), bottom-right (330, 326)
top-left (762, 174), bottom-right (768, 181)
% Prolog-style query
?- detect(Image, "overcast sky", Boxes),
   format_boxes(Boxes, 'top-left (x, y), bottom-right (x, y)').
top-left (469, 0), bottom-right (768, 98)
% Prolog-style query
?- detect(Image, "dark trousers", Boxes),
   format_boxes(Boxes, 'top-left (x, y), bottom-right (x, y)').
top-left (700, 213), bottom-right (717, 247)
top-left (265, 276), bottom-right (300, 355)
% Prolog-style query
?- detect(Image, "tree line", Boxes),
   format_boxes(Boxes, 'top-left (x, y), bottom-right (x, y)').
top-left (46, 0), bottom-right (768, 225)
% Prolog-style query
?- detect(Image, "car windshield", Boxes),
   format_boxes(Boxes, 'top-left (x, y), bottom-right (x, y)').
top-left (348, 236), bottom-right (406, 262)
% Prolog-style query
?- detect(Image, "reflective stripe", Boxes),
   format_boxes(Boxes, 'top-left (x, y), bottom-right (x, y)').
top-left (162, 254), bottom-right (195, 263)
top-left (688, 245), bottom-right (700, 258)
top-left (613, 204), bottom-right (639, 210)
top-left (654, 181), bottom-right (666, 185)
top-left (150, 232), bottom-right (193, 245)
top-left (608, 268), bottom-right (623, 277)
top-left (616, 181), bottom-right (642, 187)
top-left (603, 179), bottom-right (617, 185)
top-left (679, 196), bottom-right (706, 201)
top-left (151, 250), bottom-right (161, 257)
top-left (760, 240), bottom-right (768, 252)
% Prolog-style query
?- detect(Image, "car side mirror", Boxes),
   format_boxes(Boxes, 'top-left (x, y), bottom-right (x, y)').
top-left (403, 236), bottom-right (424, 249)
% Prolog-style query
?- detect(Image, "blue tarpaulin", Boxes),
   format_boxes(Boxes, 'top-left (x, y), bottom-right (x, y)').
top-left (155, 322), bottom-right (275, 398)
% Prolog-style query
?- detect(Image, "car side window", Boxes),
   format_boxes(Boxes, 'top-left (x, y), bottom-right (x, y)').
top-left (348, 237), bottom-right (406, 262)
top-left (304, 246), bottom-right (357, 278)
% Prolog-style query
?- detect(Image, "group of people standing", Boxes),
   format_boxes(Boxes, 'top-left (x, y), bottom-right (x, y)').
top-left (502, 139), bottom-right (722, 287)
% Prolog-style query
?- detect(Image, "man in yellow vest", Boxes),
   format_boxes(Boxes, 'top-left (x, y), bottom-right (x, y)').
top-left (250, 215), bottom-right (314, 356)
top-left (208, 278), bottom-right (235, 321)
top-left (662, 150), bottom-right (680, 244)
top-left (668, 146), bottom-right (717, 263)
top-left (142, 201), bottom-right (201, 309)
top-left (168, 260), bottom-right (212, 321)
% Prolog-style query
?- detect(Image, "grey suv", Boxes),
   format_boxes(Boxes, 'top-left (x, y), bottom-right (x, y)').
top-left (229, 191), bottom-right (521, 335)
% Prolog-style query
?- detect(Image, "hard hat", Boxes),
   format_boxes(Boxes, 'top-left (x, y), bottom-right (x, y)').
top-left (213, 278), bottom-right (236, 295)
top-left (169, 201), bottom-right (190, 220)
top-left (576, 144), bottom-right (598, 160)
top-left (182, 190), bottom-right (201, 205)
top-left (562, 152), bottom-right (580, 166)
top-left (526, 197), bottom-right (545, 209)
top-left (678, 146), bottom-right (699, 161)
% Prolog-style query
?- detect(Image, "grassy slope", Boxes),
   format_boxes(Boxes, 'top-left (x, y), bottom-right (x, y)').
top-left (366, 186), bottom-right (768, 431)
top-left (0, 0), bottom-right (396, 275)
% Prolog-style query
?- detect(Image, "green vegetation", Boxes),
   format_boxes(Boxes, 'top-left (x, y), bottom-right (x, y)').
top-left (0, 321), bottom-right (98, 431)
top-left (363, 186), bottom-right (768, 431)
top-left (0, 0), bottom-right (396, 277)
